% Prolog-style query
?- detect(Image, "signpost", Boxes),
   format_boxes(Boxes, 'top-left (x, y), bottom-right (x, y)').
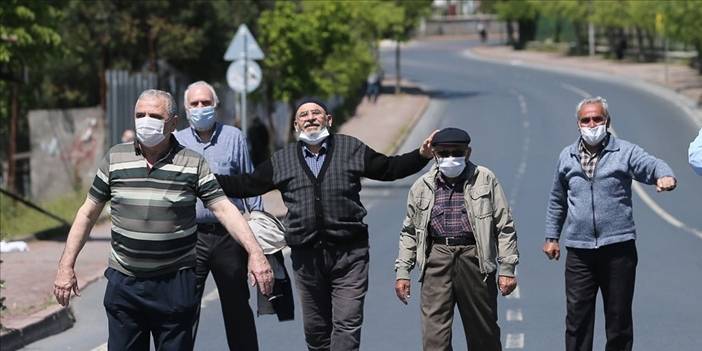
top-left (224, 24), bottom-right (264, 139)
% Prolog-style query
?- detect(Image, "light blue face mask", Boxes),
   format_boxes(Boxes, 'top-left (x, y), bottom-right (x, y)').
top-left (188, 106), bottom-right (216, 131)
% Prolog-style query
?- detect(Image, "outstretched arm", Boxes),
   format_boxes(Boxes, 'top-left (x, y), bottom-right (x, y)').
top-left (364, 130), bottom-right (436, 181)
top-left (216, 158), bottom-right (277, 198)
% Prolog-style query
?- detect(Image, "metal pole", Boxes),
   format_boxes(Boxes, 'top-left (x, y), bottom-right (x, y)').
top-left (588, 22), bottom-right (595, 57)
top-left (242, 35), bottom-right (248, 139)
top-left (664, 38), bottom-right (669, 84)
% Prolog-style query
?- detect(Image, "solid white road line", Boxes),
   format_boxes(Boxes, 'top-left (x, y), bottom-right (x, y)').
top-left (90, 343), bottom-right (108, 351)
top-left (561, 83), bottom-right (702, 240)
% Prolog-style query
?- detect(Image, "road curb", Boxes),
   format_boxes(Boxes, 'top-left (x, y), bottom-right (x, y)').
top-left (0, 241), bottom-right (107, 348)
top-left (385, 94), bottom-right (431, 154)
top-left (0, 305), bottom-right (75, 351)
top-left (464, 48), bottom-right (702, 128)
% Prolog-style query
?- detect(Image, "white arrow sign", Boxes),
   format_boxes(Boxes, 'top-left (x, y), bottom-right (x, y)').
top-left (224, 24), bottom-right (264, 61)
top-left (226, 60), bottom-right (262, 93)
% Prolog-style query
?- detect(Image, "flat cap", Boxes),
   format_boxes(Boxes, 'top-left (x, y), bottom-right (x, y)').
top-left (431, 127), bottom-right (471, 146)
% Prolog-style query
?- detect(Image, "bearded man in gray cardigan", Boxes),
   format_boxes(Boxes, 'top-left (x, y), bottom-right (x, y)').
top-left (543, 97), bottom-right (677, 351)
top-left (216, 98), bottom-right (436, 351)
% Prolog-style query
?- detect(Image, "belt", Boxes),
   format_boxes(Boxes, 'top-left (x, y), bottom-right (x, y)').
top-left (197, 223), bottom-right (225, 234)
top-left (431, 236), bottom-right (476, 246)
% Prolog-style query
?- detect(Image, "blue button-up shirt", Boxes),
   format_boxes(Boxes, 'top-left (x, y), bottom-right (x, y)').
top-left (175, 123), bottom-right (263, 223)
top-left (302, 139), bottom-right (328, 177)
top-left (689, 128), bottom-right (702, 176)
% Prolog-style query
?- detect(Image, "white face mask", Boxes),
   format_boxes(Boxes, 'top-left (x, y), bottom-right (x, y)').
top-left (580, 124), bottom-right (607, 146)
top-left (135, 116), bottom-right (166, 147)
top-left (296, 126), bottom-right (330, 145)
top-left (437, 156), bottom-right (466, 178)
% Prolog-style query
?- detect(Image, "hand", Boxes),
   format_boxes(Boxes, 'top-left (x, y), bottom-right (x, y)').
top-left (656, 176), bottom-right (676, 192)
top-left (419, 130), bottom-right (439, 159)
top-left (247, 253), bottom-right (274, 296)
top-left (395, 279), bottom-right (411, 304)
top-left (54, 265), bottom-right (80, 306)
top-left (543, 240), bottom-right (560, 260)
top-left (498, 275), bottom-right (517, 296)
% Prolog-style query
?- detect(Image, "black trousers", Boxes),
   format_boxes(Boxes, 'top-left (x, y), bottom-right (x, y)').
top-left (565, 240), bottom-right (637, 351)
top-left (103, 267), bottom-right (198, 351)
top-left (193, 227), bottom-right (258, 351)
top-left (290, 242), bottom-right (369, 351)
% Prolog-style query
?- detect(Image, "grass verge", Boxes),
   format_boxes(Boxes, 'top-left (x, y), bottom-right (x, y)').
top-left (0, 191), bottom-right (85, 241)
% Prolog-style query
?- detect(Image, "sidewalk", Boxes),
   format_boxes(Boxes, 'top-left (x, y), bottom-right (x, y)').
top-left (0, 81), bottom-right (429, 349)
top-left (471, 45), bottom-right (702, 121)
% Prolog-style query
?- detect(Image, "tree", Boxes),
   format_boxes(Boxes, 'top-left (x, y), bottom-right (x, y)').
top-left (662, 0), bottom-right (702, 74)
top-left (489, 0), bottom-right (540, 50)
top-left (384, 0), bottom-right (432, 94)
top-left (258, 1), bottom-right (377, 106)
top-left (0, 0), bottom-right (63, 193)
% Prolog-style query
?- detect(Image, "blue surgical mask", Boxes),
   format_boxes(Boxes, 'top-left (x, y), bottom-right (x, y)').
top-left (187, 106), bottom-right (216, 131)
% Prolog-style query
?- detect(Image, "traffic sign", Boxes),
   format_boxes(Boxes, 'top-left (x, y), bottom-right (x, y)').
top-left (226, 60), bottom-right (262, 93)
top-left (224, 24), bottom-right (264, 61)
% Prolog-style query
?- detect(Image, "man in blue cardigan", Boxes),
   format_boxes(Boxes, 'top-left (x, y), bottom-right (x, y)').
top-left (543, 97), bottom-right (676, 351)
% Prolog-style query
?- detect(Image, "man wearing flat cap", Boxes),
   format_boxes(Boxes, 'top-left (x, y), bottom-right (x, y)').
top-left (215, 98), bottom-right (437, 351)
top-left (395, 127), bottom-right (519, 350)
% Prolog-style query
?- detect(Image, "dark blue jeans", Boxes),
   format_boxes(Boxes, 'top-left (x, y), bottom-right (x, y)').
top-left (103, 267), bottom-right (199, 351)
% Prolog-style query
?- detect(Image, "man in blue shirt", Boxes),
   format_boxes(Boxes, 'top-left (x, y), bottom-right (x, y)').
top-left (689, 127), bottom-right (702, 175)
top-left (175, 81), bottom-right (263, 350)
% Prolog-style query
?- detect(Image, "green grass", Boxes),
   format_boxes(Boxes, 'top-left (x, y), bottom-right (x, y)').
top-left (0, 190), bottom-right (86, 241)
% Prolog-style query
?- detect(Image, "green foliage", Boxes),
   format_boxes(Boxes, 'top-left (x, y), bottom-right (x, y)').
top-left (259, 1), bottom-right (381, 103)
top-left (0, 0), bottom-right (62, 65)
top-left (0, 190), bottom-right (85, 241)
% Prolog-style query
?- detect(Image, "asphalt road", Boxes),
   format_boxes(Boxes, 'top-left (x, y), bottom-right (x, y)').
top-left (22, 38), bottom-right (702, 350)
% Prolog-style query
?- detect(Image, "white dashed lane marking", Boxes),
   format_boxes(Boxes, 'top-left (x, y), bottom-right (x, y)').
top-left (506, 285), bottom-right (520, 299)
top-left (506, 308), bottom-right (524, 322)
top-left (505, 333), bottom-right (525, 349)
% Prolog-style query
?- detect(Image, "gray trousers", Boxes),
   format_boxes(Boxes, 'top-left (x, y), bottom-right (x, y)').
top-left (421, 244), bottom-right (501, 351)
top-left (290, 243), bottom-right (369, 351)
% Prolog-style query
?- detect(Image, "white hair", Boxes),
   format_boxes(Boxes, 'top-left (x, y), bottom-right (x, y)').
top-left (136, 89), bottom-right (177, 119)
top-left (184, 81), bottom-right (219, 108)
top-left (575, 96), bottom-right (610, 118)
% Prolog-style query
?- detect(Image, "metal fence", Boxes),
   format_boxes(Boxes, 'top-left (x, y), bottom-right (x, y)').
top-left (106, 70), bottom-right (158, 146)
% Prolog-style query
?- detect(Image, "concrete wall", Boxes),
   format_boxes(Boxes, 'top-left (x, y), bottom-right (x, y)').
top-left (28, 107), bottom-right (105, 202)
top-left (422, 15), bottom-right (506, 38)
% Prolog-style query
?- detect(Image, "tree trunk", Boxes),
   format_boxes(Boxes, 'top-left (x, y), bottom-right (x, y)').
top-left (696, 43), bottom-right (702, 75)
top-left (554, 18), bottom-right (562, 43)
top-left (99, 46), bottom-right (108, 111)
top-left (516, 18), bottom-right (537, 50)
top-left (395, 40), bottom-right (401, 95)
top-left (635, 27), bottom-right (645, 62)
top-left (506, 21), bottom-right (515, 46)
top-left (574, 22), bottom-right (584, 54)
top-left (7, 81), bottom-right (19, 193)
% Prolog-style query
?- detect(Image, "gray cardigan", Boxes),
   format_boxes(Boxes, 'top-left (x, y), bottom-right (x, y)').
top-left (545, 135), bottom-right (674, 249)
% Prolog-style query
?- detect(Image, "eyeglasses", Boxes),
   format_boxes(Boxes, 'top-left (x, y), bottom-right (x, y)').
top-left (435, 150), bottom-right (466, 157)
top-left (578, 116), bottom-right (606, 125)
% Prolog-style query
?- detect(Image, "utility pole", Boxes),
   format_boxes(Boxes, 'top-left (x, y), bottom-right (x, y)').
top-left (395, 40), bottom-right (401, 95)
top-left (588, 0), bottom-right (595, 57)
top-left (8, 81), bottom-right (19, 193)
